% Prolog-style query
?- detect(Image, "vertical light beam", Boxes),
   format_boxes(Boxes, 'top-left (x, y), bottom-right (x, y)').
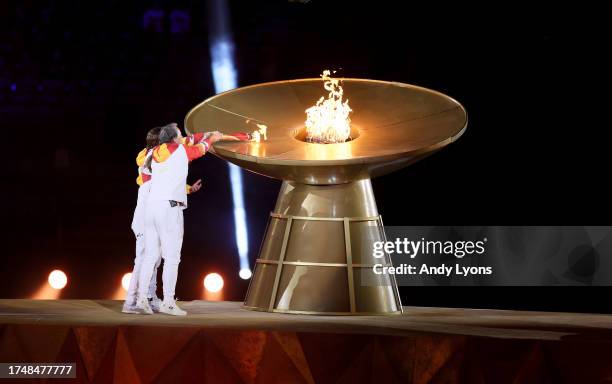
top-left (208, 0), bottom-right (251, 278)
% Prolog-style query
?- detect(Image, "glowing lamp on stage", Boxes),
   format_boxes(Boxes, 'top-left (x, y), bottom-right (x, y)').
top-left (121, 273), bottom-right (132, 291)
top-left (186, 72), bottom-right (467, 315)
top-left (204, 273), bottom-right (224, 293)
top-left (239, 268), bottom-right (252, 280)
top-left (48, 270), bottom-right (67, 290)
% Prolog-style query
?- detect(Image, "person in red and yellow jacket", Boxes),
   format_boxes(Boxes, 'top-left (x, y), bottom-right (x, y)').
top-left (135, 125), bottom-right (251, 315)
top-left (123, 125), bottom-right (206, 314)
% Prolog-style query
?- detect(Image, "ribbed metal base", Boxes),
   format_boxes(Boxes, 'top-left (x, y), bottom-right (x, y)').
top-left (244, 179), bottom-right (402, 315)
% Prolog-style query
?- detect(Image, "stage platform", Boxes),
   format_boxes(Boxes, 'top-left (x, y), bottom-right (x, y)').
top-left (2, 300), bottom-right (612, 383)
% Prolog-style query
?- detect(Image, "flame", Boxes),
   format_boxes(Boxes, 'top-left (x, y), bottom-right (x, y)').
top-left (250, 123), bottom-right (268, 142)
top-left (305, 70), bottom-right (352, 144)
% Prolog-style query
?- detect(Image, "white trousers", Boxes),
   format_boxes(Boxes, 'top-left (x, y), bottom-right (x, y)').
top-left (124, 232), bottom-right (161, 305)
top-left (138, 200), bottom-right (184, 301)
top-left (125, 184), bottom-right (160, 305)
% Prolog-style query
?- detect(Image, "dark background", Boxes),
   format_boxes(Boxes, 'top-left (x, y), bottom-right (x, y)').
top-left (1, 1), bottom-right (609, 312)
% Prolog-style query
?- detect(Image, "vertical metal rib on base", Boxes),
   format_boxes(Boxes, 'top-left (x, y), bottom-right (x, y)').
top-left (244, 179), bottom-right (403, 315)
top-left (344, 218), bottom-right (356, 313)
top-left (268, 217), bottom-right (292, 311)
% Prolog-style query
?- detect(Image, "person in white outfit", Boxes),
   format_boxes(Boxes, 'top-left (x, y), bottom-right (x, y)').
top-left (135, 125), bottom-right (223, 316)
top-left (123, 126), bottom-right (203, 314)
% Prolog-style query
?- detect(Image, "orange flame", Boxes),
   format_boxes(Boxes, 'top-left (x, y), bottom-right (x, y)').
top-left (305, 70), bottom-right (352, 143)
top-left (250, 123), bottom-right (268, 142)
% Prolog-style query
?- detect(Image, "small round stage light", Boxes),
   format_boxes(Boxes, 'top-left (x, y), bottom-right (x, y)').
top-left (121, 273), bottom-right (132, 291)
top-left (239, 268), bottom-right (252, 280)
top-left (204, 273), bottom-right (224, 293)
top-left (48, 270), bottom-right (67, 290)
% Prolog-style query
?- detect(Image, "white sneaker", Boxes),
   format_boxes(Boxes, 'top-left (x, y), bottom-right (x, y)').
top-left (135, 297), bottom-right (153, 315)
top-left (121, 302), bottom-right (139, 314)
top-left (159, 300), bottom-right (187, 316)
top-left (149, 297), bottom-right (162, 313)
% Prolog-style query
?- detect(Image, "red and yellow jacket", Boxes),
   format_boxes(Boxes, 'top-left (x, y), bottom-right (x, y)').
top-left (152, 133), bottom-right (212, 163)
top-left (150, 131), bottom-right (250, 166)
top-left (136, 132), bottom-right (249, 190)
top-left (135, 148), bottom-right (152, 186)
top-left (135, 133), bottom-right (210, 193)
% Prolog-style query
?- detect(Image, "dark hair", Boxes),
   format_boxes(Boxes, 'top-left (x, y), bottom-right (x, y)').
top-left (158, 123), bottom-right (179, 144)
top-left (144, 123), bottom-right (179, 171)
top-left (146, 127), bottom-right (162, 150)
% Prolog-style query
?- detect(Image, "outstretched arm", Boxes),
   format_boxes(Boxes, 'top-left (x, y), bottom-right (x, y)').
top-left (182, 132), bottom-right (223, 161)
top-left (181, 132), bottom-right (210, 146)
top-left (221, 132), bottom-right (252, 141)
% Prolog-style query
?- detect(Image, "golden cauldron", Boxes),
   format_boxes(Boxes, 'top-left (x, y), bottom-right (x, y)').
top-left (185, 78), bottom-right (467, 315)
